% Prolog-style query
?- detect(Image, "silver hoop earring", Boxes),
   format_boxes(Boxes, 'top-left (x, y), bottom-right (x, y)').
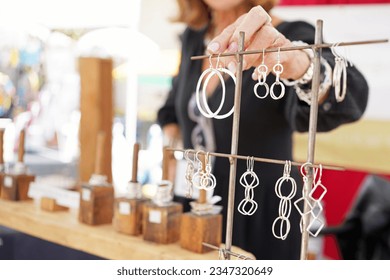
top-left (195, 55), bottom-right (236, 119)
top-left (270, 47), bottom-right (285, 100)
top-left (196, 56), bottom-right (226, 118)
top-left (331, 43), bottom-right (348, 102)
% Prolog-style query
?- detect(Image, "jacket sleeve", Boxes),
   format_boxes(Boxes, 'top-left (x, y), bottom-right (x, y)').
top-left (281, 21), bottom-right (369, 132)
top-left (157, 74), bottom-right (179, 128)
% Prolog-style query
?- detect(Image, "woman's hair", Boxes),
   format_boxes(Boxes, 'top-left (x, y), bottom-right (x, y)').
top-left (174, 0), bottom-right (277, 29)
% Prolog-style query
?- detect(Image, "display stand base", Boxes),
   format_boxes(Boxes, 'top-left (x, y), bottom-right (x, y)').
top-left (113, 197), bottom-right (148, 235)
top-left (40, 197), bottom-right (69, 212)
top-left (0, 174), bottom-right (35, 201)
top-left (180, 212), bottom-right (222, 253)
top-left (79, 184), bottom-right (114, 225)
top-left (143, 202), bottom-right (182, 244)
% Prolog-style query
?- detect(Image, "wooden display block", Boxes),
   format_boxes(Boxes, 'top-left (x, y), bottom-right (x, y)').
top-left (79, 184), bottom-right (114, 225)
top-left (143, 202), bottom-right (182, 244)
top-left (113, 197), bottom-right (148, 236)
top-left (180, 213), bottom-right (222, 254)
top-left (40, 197), bottom-right (69, 212)
top-left (0, 174), bottom-right (35, 201)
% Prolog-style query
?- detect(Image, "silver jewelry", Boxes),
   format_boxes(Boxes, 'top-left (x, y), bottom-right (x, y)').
top-left (195, 55), bottom-right (236, 119)
top-left (184, 149), bottom-right (195, 198)
top-left (270, 48), bottom-right (285, 100)
top-left (294, 57), bottom-right (332, 105)
top-left (331, 43), bottom-right (348, 102)
top-left (192, 151), bottom-right (204, 190)
top-left (253, 49), bottom-right (269, 99)
top-left (272, 161), bottom-right (297, 240)
top-left (237, 157), bottom-right (259, 216)
top-left (307, 164), bottom-right (326, 237)
top-left (281, 41), bottom-right (314, 87)
top-left (294, 162), bottom-right (326, 237)
top-left (192, 151), bottom-right (216, 191)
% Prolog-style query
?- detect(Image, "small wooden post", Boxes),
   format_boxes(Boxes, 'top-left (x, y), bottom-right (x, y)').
top-left (1, 129), bottom-right (35, 201)
top-left (40, 197), bottom-right (69, 211)
top-left (142, 147), bottom-right (183, 244)
top-left (79, 132), bottom-right (114, 225)
top-left (113, 143), bottom-right (148, 235)
top-left (180, 153), bottom-right (222, 253)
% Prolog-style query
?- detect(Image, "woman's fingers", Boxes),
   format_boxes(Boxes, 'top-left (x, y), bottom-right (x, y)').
top-left (206, 6), bottom-right (275, 74)
top-left (207, 5), bottom-right (271, 53)
top-left (207, 15), bottom-right (245, 54)
top-left (230, 6), bottom-right (272, 49)
top-left (243, 25), bottom-right (286, 71)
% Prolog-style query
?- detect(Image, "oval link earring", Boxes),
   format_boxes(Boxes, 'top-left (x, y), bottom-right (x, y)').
top-left (253, 48), bottom-right (269, 99)
top-left (270, 47), bottom-right (285, 100)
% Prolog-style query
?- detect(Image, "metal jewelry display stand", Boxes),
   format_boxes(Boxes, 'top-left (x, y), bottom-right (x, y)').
top-left (186, 19), bottom-right (388, 260)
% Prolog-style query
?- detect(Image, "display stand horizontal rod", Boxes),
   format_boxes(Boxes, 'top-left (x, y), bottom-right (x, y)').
top-left (202, 243), bottom-right (254, 260)
top-left (166, 147), bottom-right (344, 171)
top-left (191, 39), bottom-right (388, 60)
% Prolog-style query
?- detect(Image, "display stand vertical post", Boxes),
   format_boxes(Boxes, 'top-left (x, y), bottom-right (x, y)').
top-left (79, 57), bottom-right (113, 184)
top-left (224, 32), bottom-right (245, 260)
top-left (300, 20), bottom-right (323, 260)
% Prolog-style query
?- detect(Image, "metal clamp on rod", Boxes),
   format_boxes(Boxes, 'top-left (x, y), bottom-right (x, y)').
top-left (202, 242), bottom-right (254, 260)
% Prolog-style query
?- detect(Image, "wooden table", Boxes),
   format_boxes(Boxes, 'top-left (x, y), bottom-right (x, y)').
top-left (0, 199), bottom-right (254, 260)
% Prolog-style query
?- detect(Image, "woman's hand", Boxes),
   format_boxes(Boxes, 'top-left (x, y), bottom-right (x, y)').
top-left (206, 5), bottom-right (311, 81)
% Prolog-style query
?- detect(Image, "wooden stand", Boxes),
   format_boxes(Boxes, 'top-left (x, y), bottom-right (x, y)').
top-left (79, 184), bottom-right (114, 225)
top-left (0, 129), bottom-right (35, 201)
top-left (142, 147), bottom-right (183, 244)
top-left (180, 155), bottom-right (222, 253)
top-left (143, 201), bottom-right (182, 244)
top-left (180, 212), bottom-right (222, 253)
top-left (40, 197), bottom-right (69, 212)
top-left (113, 196), bottom-right (147, 235)
top-left (79, 57), bottom-right (113, 184)
top-left (1, 174), bottom-right (35, 201)
top-left (79, 132), bottom-right (114, 225)
top-left (113, 143), bottom-right (148, 235)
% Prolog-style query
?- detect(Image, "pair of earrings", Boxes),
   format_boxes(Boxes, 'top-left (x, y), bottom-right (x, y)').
top-left (254, 48), bottom-right (285, 100)
top-left (196, 55), bottom-right (236, 119)
top-left (184, 150), bottom-right (217, 198)
top-left (331, 43), bottom-right (352, 103)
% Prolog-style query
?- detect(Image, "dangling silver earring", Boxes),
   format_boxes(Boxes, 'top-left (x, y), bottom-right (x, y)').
top-left (253, 48), bottom-right (269, 99)
top-left (272, 160), bottom-right (297, 240)
top-left (195, 54), bottom-right (236, 119)
top-left (237, 157), bottom-right (259, 216)
top-left (184, 149), bottom-right (195, 198)
top-left (331, 43), bottom-right (348, 102)
top-left (270, 47), bottom-right (285, 100)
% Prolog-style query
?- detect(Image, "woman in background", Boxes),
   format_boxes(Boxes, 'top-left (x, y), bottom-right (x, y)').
top-left (158, 0), bottom-right (368, 259)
